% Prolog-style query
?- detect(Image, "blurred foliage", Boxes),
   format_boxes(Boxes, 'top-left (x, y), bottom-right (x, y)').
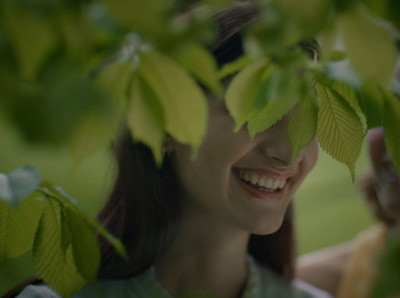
top-left (1, 0), bottom-right (400, 296)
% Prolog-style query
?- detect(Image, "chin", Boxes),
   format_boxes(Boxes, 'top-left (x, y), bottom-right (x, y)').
top-left (248, 216), bottom-right (285, 235)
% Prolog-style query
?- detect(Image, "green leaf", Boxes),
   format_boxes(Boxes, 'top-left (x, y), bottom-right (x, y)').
top-left (339, 5), bottom-right (397, 86)
top-left (101, 0), bottom-right (170, 45)
top-left (218, 56), bottom-right (253, 79)
top-left (139, 50), bottom-right (208, 154)
top-left (65, 208), bottom-right (101, 283)
top-left (315, 82), bottom-right (364, 180)
top-left (273, 0), bottom-right (331, 34)
top-left (357, 83), bottom-right (384, 129)
top-left (41, 183), bottom-right (126, 258)
top-left (0, 166), bottom-right (42, 209)
top-left (287, 98), bottom-right (318, 164)
top-left (2, 3), bottom-right (57, 80)
top-left (33, 200), bottom-right (86, 297)
top-left (173, 43), bottom-right (223, 96)
top-left (372, 234), bottom-right (400, 298)
top-left (127, 75), bottom-right (165, 165)
top-left (383, 89), bottom-right (400, 177)
top-left (225, 59), bottom-right (269, 131)
top-left (69, 60), bottom-right (127, 166)
top-left (331, 81), bottom-right (362, 113)
top-left (0, 194), bottom-right (44, 260)
top-left (247, 92), bottom-right (299, 139)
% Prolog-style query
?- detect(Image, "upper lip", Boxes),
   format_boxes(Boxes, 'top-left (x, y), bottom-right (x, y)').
top-left (233, 167), bottom-right (295, 180)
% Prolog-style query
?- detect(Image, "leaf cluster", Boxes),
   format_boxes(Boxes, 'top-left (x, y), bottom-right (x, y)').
top-left (0, 167), bottom-right (126, 297)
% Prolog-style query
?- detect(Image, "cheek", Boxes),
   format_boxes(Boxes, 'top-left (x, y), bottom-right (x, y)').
top-left (301, 138), bottom-right (319, 175)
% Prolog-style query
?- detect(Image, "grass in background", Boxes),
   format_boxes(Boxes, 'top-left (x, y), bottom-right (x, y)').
top-left (0, 123), bottom-right (377, 294)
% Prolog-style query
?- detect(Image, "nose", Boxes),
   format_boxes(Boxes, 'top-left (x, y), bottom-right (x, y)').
top-left (257, 114), bottom-right (298, 166)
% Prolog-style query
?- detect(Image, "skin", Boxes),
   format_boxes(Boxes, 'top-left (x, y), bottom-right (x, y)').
top-left (367, 127), bottom-right (400, 223)
top-left (156, 94), bottom-right (319, 298)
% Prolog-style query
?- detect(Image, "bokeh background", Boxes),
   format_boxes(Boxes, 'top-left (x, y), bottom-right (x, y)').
top-left (0, 118), bottom-right (374, 295)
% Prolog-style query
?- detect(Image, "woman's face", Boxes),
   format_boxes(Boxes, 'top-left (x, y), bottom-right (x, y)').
top-left (171, 96), bottom-right (319, 235)
top-left (368, 127), bottom-right (400, 219)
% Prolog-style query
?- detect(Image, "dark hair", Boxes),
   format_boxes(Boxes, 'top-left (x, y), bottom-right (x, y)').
top-left (97, 1), bottom-right (316, 281)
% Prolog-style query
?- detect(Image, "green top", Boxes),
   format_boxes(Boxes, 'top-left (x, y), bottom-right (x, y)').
top-left (18, 257), bottom-right (331, 298)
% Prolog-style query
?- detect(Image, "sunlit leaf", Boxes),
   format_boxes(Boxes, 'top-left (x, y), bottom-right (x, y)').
top-left (33, 200), bottom-right (86, 297)
top-left (0, 195), bottom-right (44, 260)
top-left (225, 59), bottom-right (268, 131)
top-left (331, 81), bottom-right (362, 113)
top-left (383, 89), bottom-right (400, 176)
top-left (332, 80), bottom-right (366, 130)
top-left (173, 43), bottom-right (223, 96)
top-left (127, 75), bottom-right (165, 165)
top-left (2, 3), bottom-right (58, 80)
top-left (139, 50), bottom-right (208, 155)
top-left (0, 166), bottom-right (41, 209)
top-left (339, 5), bottom-right (397, 86)
top-left (65, 208), bottom-right (100, 283)
top-left (247, 91), bottom-right (299, 139)
top-left (315, 82), bottom-right (364, 180)
top-left (287, 98), bottom-right (318, 164)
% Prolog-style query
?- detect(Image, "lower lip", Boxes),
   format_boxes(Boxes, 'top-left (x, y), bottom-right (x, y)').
top-left (233, 171), bottom-right (285, 201)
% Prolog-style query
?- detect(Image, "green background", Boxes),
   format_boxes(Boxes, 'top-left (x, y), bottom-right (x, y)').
top-left (0, 120), bottom-right (375, 295)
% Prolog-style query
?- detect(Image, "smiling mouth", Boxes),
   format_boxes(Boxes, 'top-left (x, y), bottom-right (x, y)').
top-left (236, 169), bottom-right (289, 193)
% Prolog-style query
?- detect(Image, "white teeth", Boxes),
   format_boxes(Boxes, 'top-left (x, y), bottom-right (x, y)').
top-left (237, 170), bottom-right (287, 190)
top-left (279, 180), bottom-right (285, 189)
top-left (265, 179), bottom-right (273, 189)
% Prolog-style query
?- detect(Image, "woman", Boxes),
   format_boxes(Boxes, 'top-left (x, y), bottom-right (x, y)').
top-left (18, 3), bottom-right (325, 298)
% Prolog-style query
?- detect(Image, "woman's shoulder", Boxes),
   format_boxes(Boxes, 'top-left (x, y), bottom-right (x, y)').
top-left (251, 260), bottom-right (332, 298)
top-left (295, 241), bottom-right (354, 295)
top-left (17, 268), bottom-right (170, 298)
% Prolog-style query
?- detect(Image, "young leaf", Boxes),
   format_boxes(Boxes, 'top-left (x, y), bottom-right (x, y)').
top-left (287, 98), bottom-right (318, 164)
top-left (383, 89), bottom-right (400, 176)
top-left (0, 166), bottom-right (42, 209)
top-left (65, 208), bottom-right (101, 283)
top-left (339, 5), bottom-right (397, 86)
top-left (218, 56), bottom-right (253, 80)
top-left (225, 59), bottom-right (269, 131)
top-left (127, 75), bottom-right (165, 165)
top-left (247, 92), bottom-right (299, 139)
top-left (173, 43), bottom-right (223, 96)
top-left (315, 82), bottom-right (364, 180)
top-left (139, 50), bottom-right (208, 154)
top-left (41, 183), bottom-right (126, 258)
top-left (33, 200), bottom-right (86, 297)
top-left (0, 194), bottom-right (44, 260)
top-left (331, 81), bottom-right (362, 114)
